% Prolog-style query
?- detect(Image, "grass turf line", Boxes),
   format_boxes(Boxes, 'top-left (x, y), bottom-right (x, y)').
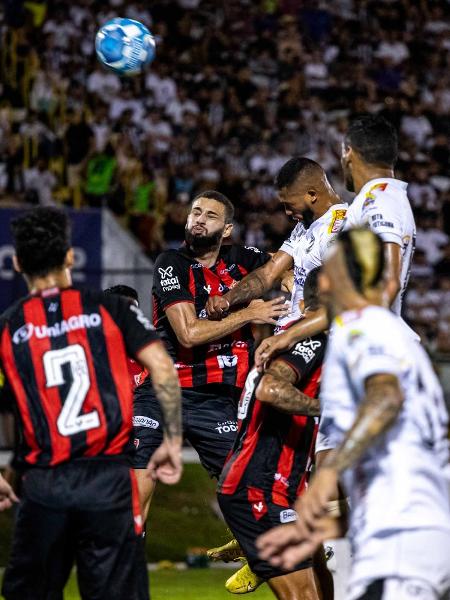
top-left (64, 569), bottom-right (273, 599)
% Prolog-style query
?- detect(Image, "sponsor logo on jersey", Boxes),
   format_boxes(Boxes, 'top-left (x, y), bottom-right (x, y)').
top-left (158, 265), bottom-right (181, 291)
top-left (217, 354), bottom-right (238, 368)
top-left (328, 209), bottom-right (347, 234)
top-left (133, 415), bottom-right (160, 429)
top-left (280, 509), bottom-right (297, 523)
top-left (370, 213), bottom-right (394, 229)
top-left (48, 302), bottom-right (59, 313)
top-left (129, 304), bottom-right (154, 330)
top-left (215, 420), bottom-right (238, 434)
top-left (244, 246), bottom-right (262, 253)
top-left (292, 338), bottom-right (322, 363)
top-left (12, 313), bottom-right (102, 344)
top-left (134, 438), bottom-right (140, 449)
top-left (274, 472), bottom-right (289, 487)
top-left (362, 183), bottom-right (388, 210)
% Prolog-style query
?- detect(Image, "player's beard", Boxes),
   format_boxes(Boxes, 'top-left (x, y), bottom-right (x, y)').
top-left (301, 208), bottom-right (315, 229)
top-left (185, 226), bottom-right (224, 254)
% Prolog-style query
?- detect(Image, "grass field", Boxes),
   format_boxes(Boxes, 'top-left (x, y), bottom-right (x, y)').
top-left (61, 569), bottom-right (274, 599)
top-left (0, 465), bottom-right (276, 598)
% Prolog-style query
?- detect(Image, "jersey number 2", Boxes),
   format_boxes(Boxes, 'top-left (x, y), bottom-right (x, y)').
top-left (43, 344), bottom-right (100, 436)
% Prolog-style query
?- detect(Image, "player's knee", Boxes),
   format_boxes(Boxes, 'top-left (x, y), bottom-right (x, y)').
top-left (256, 374), bottom-right (278, 405)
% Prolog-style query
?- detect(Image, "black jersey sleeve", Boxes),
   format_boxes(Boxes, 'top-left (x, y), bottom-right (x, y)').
top-left (275, 334), bottom-right (327, 384)
top-left (101, 294), bottom-right (161, 359)
top-left (237, 246), bottom-right (271, 273)
top-left (152, 250), bottom-right (194, 310)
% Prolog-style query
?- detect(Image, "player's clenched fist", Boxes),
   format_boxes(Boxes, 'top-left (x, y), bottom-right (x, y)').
top-left (206, 295), bottom-right (230, 320)
top-left (147, 436), bottom-right (183, 485)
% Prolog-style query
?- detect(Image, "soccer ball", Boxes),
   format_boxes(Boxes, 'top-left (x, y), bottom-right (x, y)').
top-left (95, 18), bottom-right (156, 75)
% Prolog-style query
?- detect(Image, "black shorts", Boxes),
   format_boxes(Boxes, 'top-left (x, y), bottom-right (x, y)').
top-left (133, 384), bottom-right (239, 478)
top-left (217, 487), bottom-right (312, 581)
top-left (2, 460), bottom-right (149, 600)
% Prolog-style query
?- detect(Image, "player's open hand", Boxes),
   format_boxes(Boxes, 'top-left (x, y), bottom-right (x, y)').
top-left (254, 330), bottom-right (293, 371)
top-left (147, 436), bottom-right (183, 485)
top-left (0, 474), bottom-right (19, 511)
top-left (247, 297), bottom-right (289, 326)
top-left (257, 521), bottom-right (319, 571)
top-left (206, 295), bottom-right (230, 320)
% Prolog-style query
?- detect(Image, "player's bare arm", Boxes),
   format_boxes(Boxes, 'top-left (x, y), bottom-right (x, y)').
top-left (166, 297), bottom-right (289, 348)
top-left (255, 307), bottom-right (327, 370)
top-left (206, 250), bottom-right (293, 320)
top-left (256, 360), bottom-right (320, 416)
top-left (383, 242), bottom-right (402, 306)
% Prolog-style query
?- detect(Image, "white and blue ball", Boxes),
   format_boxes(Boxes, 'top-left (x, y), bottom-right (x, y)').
top-left (95, 18), bottom-right (155, 75)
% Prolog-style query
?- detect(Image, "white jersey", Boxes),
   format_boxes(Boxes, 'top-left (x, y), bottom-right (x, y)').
top-left (317, 306), bottom-right (450, 590)
top-left (277, 203), bottom-right (347, 330)
top-left (345, 178), bottom-right (416, 315)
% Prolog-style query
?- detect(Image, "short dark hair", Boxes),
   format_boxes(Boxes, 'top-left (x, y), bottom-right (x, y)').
top-left (345, 115), bottom-right (398, 168)
top-left (303, 267), bottom-right (321, 311)
top-left (103, 285), bottom-right (139, 303)
top-left (192, 190), bottom-right (234, 224)
top-left (275, 157), bottom-right (324, 190)
top-left (337, 228), bottom-right (385, 292)
top-left (11, 207), bottom-right (71, 278)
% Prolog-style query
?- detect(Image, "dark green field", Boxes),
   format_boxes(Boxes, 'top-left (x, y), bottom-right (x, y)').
top-left (0, 465), bottom-right (276, 598)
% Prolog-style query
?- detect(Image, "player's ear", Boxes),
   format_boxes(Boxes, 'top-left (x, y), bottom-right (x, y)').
top-left (223, 223), bottom-right (233, 239)
top-left (12, 255), bottom-right (22, 273)
top-left (307, 189), bottom-right (318, 205)
top-left (64, 248), bottom-right (75, 269)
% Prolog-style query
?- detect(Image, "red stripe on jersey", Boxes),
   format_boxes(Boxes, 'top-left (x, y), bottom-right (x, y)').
top-left (220, 400), bottom-right (264, 495)
top-left (296, 423), bottom-right (318, 498)
top-left (237, 264), bottom-right (248, 277)
top-left (99, 306), bottom-right (133, 455)
top-left (203, 264), bottom-right (223, 384)
top-left (1, 327), bottom-right (40, 464)
top-left (61, 291), bottom-right (107, 456)
top-left (215, 259), bottom-right (237, 289)
top-left (272, 415), bottom-right (308, 507)
top-left (130, 469), bottom-right (143, 535)
top-left (231, 329), bottom-right (249, 389)
top-left (295, 365), bottom-right (322, 498)
top-left (272, 365), bottom-right (322, 505)
top-left (24, 297), bottom-right (71, 465)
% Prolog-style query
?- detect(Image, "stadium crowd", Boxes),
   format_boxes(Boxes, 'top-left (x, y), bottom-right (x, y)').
top-left (0, 0), bottom-right (450, 351)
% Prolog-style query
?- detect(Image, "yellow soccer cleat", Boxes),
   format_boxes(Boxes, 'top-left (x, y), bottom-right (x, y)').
top-left (225, 562), bottom-right (265, 594)
top-left (207, 538), bottom-right (244, 562)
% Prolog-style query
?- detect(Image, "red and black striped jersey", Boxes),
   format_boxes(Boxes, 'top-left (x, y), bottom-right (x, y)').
top-left (218, 333), bottom-right (327, 507)
top-left (149, 244), bottom-right (270, 389)
top-left (0, 286), bottom-right (160, 468)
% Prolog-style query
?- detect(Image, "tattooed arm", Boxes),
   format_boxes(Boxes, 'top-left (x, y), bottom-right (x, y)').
top-left (322, 373), bottom-right (403, 474)
top-left (137, 340), bottom-right (182, 440)
top-left (206, 250), bottom-right (293, 319)
top-left (255, 359), bottom-right (321, 416)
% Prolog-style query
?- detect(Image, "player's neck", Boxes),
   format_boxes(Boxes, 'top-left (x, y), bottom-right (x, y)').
top-left (26, 269), bottom-right (72, 294)
top-left (337, 288), bottom-right (383, 314)
top-left (354, 166), bottom-right (395, 194)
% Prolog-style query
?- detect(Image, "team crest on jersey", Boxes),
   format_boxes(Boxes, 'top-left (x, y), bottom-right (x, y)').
top-left (328, 209), bottom-right (347, 234)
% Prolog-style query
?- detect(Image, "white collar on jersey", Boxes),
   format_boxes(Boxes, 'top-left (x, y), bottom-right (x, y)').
top-left (358, 177), bottom-right (408, 198)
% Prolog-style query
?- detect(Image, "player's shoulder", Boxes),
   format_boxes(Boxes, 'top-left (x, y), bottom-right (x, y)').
top-left (333, 306), bottom-right (401, 347)
top-left (0, 295), bottom-right (31, 330)
top-left (320, 203), bottom-right (348, 237)
top-left (154, 248), bottom-right (190, 266)
top-left (358, 179), bottom-right (407, 211)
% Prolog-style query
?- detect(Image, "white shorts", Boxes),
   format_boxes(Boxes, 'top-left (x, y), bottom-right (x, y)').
top-left (352, 577), bottom-right (448, 600)
top-left (350, 529), bottom-right (450, 600)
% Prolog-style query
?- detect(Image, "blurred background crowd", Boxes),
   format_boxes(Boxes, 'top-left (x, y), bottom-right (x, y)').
top-left (0, 0), bottom-right (450, 352)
